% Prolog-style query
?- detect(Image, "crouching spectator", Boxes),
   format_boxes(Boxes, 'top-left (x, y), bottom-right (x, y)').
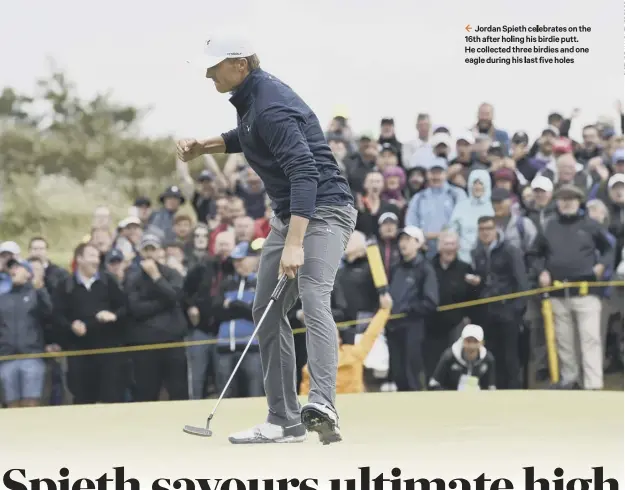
top-left (528, 184), bottom-right (615, 390)
top-left (428, 324), bottom-right (496, 391)
top-left (386, 226), bottom-right (439, 391)
top-left (125, 234), bottom-right (189, 401)
top-left (300, 294), bottom-right (393, 395)
top-left (212, 240), bottom-right (264, 398)
top-left (0, 259), bottom-right (53, 407)
top-left (55, 243), bottom-right (129, 404)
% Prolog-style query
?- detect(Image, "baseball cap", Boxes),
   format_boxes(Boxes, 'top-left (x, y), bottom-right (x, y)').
top-left (430, 132), bottom-right (453, 148)
top-left (6, 258), bottom-right (33, 275)
top-left (612, 148), bottom-right (624, 164)
top-left (531, 176), bottom-right (554, 192)
top-left (432, 125), bottom-right (450, 134)
top-left (134, 196), bottom-right (151, 207)
top-left (379, 142), bottom-right (398, 155)
top-left (511, 131), bottom-right (529, 145)
top-left (456, 131), bottom-right (475, 145)
top-left (608, 173), bottom-right (624, 188)
top-left (491, 188), bottom-right (512, 202)
top-left (426, 156), bottom-right (448, 171)
top-left (0, 241), bottom-right (20, 255)
top-left (488, 141), bottom-right (505, 155)
top-left (380, 117), bottom-right (394, 125)
top-left (399, 225), bottom-right (425, 244)
top-left (186, 32), bottom-right (256, 72)
top-left (378, 212), bottom-right (399, 225)
top-left (106, 248), bottom-right (125, 264)
top-left (461, 324), bottom-right (484, 342)
top-left (117, 216), bottom-right (142, 229)
top-left (553, 137), bottom-right (573, 154)
top-left (555, 183), bottom-right (585, 201)
top-left (198, 170), bottom-right (214, 182)
top-left (140, 233), bottom-right (162, 250)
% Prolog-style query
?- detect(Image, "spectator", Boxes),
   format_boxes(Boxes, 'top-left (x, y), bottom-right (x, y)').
top-left (528, 184), bottom-right (615, 389)
top-left (381, 167), bottom-right (407, 216)
top-left (447, 132), bottom-right (476, 189)
top-left (405, 157), bottom-right (467, 258)
top-left (491, 188), bottom-right (537, 256)
top-left (208, 197), bottom-right (246, 255)
top-left (328, 135), bottom-right (349, 179)
top-left (408, 132), bottom-right (453, 170)
top-left (335, 230), bottom-right (380, 344)
top-left (27, 237), bottom-right (70, 294)
top-left (377, 212), bottom-right (401, 278)
top-left (0, 241), bottom-right (21, 295)
top-left (511, 131), bottom-right (536, 182)
top-left (92, 205), bottom-right (112, 231)
top-left (300, 294), bottom-right (393, 395)
top-left (404, 167), bottom-right (427, 198)
top-left (185, 224), bottom-right (210, 271)
top-left (449, 168), bottom-right (494, 264)
top-left (147, 185), bottom-right (186, 243)
top-left (601, 173), bottom-right (625, 269)
top-left (402, 113), bottom-right (432, 169)
top-left (124, 234), bottom-right (188, 401)
top-left (344, 135), bottom-right (379, 198)
top-left (233, 167), bottom-right (267, 220)
top-left (428, 324), bottom-right (496, 391)
top-left (492, 167), bottom-right (521, 211)
top-left (177, 160), bottom-right (218, 224)
top-left (213, 240), bottom-right (264, 398)
top-left (173, 213), bottom-right (194, 244)
top-left (376, 143), bottom-right (401, 174)
top-left (528, 127), bottom-right (558, 177)
top-left (233, 215), bottom-right (256, 244)
top-left (525, 176), bottom-right (556, 232)
top-left (473, 103), bottom-right (510, 154)
top-left (133, 197), bottom-right (153, 228)
top-left (355, 171), bottom-right (401, 240)
top-left (90, 228), bottom-right (114, 270)
top-left (0, 259), bottom-right (53, 407)
top-left (539, 153), bottom-right (593, 196)
top-left (253, 196), bottom-right (273, 239)
top-left (470, 216), bottom-right (529, 389)
top-left (378, 118), bottom-right (403, 164)
top-left (104, 248), bottom-right (127, 284)
top-left (54, 243), bottom-right (128, 404)
top-left (575, 125), bottom-right (603, 165)
top-left (165, 242), bottom-right (187, 277)
top-left (113, 217), bottom-right (143, 262)
top-left (386, 226), bottom-right (439, 391)
top-left (424, 230), bottom-right (479, 381)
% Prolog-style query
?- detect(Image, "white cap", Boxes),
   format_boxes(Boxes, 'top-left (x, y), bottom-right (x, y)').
top-left (456, 131), bottom-right (475, 145)
top-left (531, 175), bottom-right (554, 192)
top-left (461, 324), bottom-right (484, 342)
top-left (399, 225), bottom-right (425, 244)
top-left (186, 32), bottom-right (256, 71)
top-left (378, 212), bottom-right (399, 225)
top-left (430, 132), bottom-right (453, 148)
top-left (608, 173), bottom-right (624, 188)
top-left (0, 241), bottom-right (21, 255)
top-left (118, 216), bottom-right (142, 229)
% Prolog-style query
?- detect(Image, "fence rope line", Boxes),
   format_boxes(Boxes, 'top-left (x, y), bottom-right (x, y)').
top-left (0, 280), bottom-right (622, 362)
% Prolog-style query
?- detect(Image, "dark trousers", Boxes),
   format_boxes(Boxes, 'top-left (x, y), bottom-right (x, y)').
top-left (131, 346), bottom-right (188, 401)
top-left (387, 323), bottom-right (425, 391)
top-left (423, 323), bottom-right (467, 383)
top-left (482, 313), bottom-right (521, 389)
top-left (216, 350), bottom-right (264, 398)
top-left (67, 352), bottom-right (128, 404)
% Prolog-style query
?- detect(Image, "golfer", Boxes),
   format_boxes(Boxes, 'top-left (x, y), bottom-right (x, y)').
top-left (177, 32), bottom-right (357, 445)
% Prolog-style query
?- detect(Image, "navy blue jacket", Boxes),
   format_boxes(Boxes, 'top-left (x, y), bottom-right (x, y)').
top-left (221, 68), bottom-right (353, 220)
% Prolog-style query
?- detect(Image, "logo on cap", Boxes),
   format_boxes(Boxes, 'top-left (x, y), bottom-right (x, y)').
top-left (206, 40), bottom-right (211, 46)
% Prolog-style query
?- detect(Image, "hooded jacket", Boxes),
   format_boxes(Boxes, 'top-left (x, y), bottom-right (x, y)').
top-left (0, 283), bottom-right (53, 357)
top-left (428, 338), bottom-right (496, 390)
top-left (449, 169), bottom-right (494, 263)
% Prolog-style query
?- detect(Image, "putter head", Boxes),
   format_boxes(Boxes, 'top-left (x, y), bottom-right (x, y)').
top-left (183, 425), bottom-right (213, 437)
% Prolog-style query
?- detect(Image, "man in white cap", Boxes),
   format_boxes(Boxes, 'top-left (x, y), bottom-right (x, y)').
top-left (526, 175), bottom-right (556, 232)
top-left (428, 324), bottom-right (496, 391)
top-left (385, 225), bottom-right (439, 392)
top-left (176, 32), bottom-right (357, 445)
top-left (0, 241), bottom-right (21, 295)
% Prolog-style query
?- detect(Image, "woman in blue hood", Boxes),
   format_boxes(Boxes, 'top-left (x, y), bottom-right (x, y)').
top-left (449, 169), bottom-right (494, 263)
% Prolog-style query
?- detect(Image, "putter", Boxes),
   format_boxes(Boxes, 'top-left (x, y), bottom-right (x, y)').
top-left (183, 274), bottom-right (289, 437)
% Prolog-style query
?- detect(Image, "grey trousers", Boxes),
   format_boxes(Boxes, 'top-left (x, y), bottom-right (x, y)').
top-left (252, 205), bottom-right (357, 427)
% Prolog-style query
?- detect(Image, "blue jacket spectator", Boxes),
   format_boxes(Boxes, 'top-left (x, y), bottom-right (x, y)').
top-left (405, 157), bottom-right (467, 258)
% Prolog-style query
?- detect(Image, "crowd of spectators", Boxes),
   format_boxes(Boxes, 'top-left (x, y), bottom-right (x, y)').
top-left (0, 101), bottom-right (624, 407)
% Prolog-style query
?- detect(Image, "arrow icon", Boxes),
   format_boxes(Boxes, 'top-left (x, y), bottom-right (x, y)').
top-left (465, 24), bottom-right (472, 32)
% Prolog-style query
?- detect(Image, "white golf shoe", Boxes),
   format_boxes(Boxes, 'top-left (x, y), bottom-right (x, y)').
top-left (228, 422), bottom-right (307, 444)
top-left (301, 402), bottom-right (342, 445)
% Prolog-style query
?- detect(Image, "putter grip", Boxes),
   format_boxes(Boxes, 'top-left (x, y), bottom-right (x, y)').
top-left (271, 274), bottom-right (288, 300)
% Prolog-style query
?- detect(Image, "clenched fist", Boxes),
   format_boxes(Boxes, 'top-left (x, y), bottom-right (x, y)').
top-left (176, 139), bottom-right (205, 162)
